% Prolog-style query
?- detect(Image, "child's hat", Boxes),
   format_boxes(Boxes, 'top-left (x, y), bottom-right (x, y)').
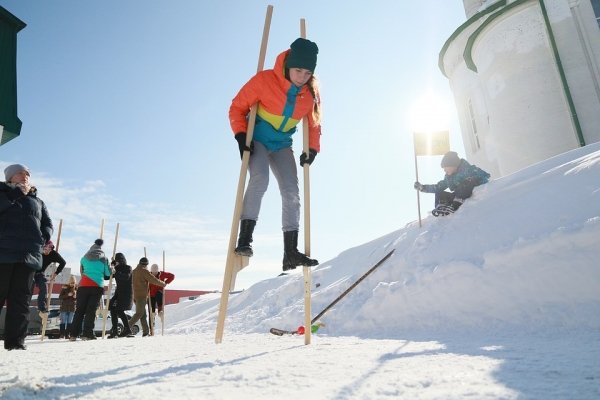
top-left (286, 38), bottom-right (319, 72)
top-left (441, 151), bottom-right (460, 168)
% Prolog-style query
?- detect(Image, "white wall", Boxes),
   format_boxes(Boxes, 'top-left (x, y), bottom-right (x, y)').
top-left (443, 0), bottom-right (600, 177)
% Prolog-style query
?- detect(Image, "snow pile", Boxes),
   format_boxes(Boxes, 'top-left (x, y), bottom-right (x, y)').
top-left (165, 143), bottom-right (600, 338)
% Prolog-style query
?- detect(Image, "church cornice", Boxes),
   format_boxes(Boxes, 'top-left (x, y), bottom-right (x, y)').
top-left (439, 0), bottom-right (507, 77)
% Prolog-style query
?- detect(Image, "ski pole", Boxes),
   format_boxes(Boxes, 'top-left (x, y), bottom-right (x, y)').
top-left (311, 249), bottom-right (395, 324)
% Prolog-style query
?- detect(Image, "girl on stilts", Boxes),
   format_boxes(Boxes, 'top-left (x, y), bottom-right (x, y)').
top-left (229, 37), bottom-right (321, 272)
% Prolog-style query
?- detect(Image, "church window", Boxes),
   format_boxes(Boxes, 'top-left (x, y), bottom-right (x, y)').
top-left (467, 99), bottom-right (481, 151)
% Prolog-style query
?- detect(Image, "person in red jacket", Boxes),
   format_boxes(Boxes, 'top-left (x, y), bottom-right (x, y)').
top-left (229, 38), bottom-right (321, 272)
top-left (147, 263), bottom-right (174, 333)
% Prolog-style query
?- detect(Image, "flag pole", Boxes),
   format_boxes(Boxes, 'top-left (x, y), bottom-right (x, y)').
top-left (413, 132), bottom-right (423, 228)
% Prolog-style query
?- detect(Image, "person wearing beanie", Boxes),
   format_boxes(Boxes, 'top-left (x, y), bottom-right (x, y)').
top-left (107, 253), bottom-right (134, 338)
top-left (228, 37), bottom-right (322, 272)
top-left (147, 263), bottom-right (175, 334)
top-left (414, 151), bottom-right (491, 216)
top-left (69, 239), bottom-right (111, 341)
top-left (128, 258), bottom-right (165, 337)
top-left (0, 163), bottom-right (53, 350)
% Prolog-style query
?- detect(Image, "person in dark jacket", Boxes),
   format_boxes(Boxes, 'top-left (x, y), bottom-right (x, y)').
top-left (414, 151), bottom-right (491, 216)
top-left (0, 164), bottom-right (53, 350)
top-left (69, 239), bottom-right (111, 341)
top-left (34, 240), bottom-right (67, 313)
top-left (58, 275), bottom-right (77, 339)
top-left (108, 252), bottom-right (133, 338)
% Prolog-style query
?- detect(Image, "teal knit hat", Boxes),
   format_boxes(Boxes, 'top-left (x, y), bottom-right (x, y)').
top-left (286, 38), bottom-right (318, 72)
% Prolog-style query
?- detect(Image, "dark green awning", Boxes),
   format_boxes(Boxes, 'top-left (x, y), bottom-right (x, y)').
top-left (0, 6), bottom-right (26, 146)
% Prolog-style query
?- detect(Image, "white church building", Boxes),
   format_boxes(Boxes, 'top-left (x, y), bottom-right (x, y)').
top-left (440, 0), bottom-right (600, 177)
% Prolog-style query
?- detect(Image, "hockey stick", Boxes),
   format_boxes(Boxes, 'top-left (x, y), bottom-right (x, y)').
top-left (270, 249), bottom-right (395, 336)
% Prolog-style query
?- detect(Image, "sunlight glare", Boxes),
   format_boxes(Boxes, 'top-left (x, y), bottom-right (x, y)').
top-left (408, 90), bottom-right (452, 133)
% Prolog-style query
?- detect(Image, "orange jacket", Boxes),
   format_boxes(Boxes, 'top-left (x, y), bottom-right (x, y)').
top-left (229, 49), bottom-right (321, 152)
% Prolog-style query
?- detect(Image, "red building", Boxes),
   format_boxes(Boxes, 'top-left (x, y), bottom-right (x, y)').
top-left (33, 284), bottom-right (211, 306)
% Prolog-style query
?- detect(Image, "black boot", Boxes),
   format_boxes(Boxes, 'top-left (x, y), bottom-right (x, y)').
top-left (59, 323), bottom-right (66, 339)
top-left (107, 326), bottom-right (119, 339)
top-left (235, 219), bottom-right (256, 256)
top-left (119, 325), bottom-right (133, 338)
top-left (282, 231), bottom-right (318, 271)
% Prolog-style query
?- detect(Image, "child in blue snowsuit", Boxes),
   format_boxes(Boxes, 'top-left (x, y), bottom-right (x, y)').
top-left (414, 151), bottom-right (490, 216)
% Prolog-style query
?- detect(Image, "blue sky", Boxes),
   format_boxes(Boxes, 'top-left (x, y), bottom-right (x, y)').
top-left (1, 0), bottom-right (468, 290)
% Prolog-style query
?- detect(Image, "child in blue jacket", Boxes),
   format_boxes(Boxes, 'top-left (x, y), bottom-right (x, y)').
top-left (414, 151), bottom-right (490, 216)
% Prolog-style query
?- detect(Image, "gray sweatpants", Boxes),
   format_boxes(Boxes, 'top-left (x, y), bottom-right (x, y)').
top-left (241, 141), bottom-right (300, 232)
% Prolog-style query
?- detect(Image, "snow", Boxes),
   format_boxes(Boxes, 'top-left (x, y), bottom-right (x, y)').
top-left (2, 143), bottom-right (600, 399)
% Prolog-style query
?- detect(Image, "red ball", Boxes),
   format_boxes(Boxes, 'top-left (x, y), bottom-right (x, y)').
top-left (297, 325), bottom-right (305, 335)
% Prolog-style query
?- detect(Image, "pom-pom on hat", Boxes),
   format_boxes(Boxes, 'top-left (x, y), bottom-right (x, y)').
top-left (139, 257), bottom-right (149, 266)
top-left (286, 38), bottom-right (319, 72)
top-left (4, 164), bottom-right (30, 182)
top-left (94, 239), bottom-right (104, 247)
top-left (441, 151), bottom-right (461, 168)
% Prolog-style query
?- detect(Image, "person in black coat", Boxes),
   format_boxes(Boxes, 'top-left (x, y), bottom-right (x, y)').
top-left (34, 240), bottom-right (67, 313)
top-left (0, 164), bottom-right (53, 351)
top-left (108, 252), bottom-right (133, 338)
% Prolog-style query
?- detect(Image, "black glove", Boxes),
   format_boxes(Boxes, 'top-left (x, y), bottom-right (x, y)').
top-left (235, 132), bottom-right (254, 159)
top-left (414, 182), bottom-right (424, 191)
top-left (300, 149), bottom-right (317, 167)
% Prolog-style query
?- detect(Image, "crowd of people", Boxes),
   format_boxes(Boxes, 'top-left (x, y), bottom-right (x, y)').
top-left (0, 164), bottom-right (175, 350)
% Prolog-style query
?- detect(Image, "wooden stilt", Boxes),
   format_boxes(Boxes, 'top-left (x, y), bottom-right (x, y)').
top-left (40, 219), bottom-right (63, 341)
top-left (215, 4), bottom-right (274, 344)
top-left (101, 223), bottom-right (119, 338)
top-left (300, 18), bottom-right (313, 346)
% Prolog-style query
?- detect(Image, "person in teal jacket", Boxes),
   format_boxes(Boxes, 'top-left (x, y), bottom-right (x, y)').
top-left (69, 239), bottom-right (111, 340)
top-left (414, 151), bottom-right (490, 216)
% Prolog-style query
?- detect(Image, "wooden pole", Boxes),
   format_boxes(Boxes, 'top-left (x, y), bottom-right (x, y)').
top-left (161, 250), bottom-right (166, 336)
top-left (41, 218), bottom-right (63, 341)
top-left (215, 4), bottom-right (274, 344)
top-left (101, 223), bottom-right (119, 338)
top-left (300, 18), bottom-right (312, 346)
top-left (144, 247), bottom-right (154, 336)
top-left (413, 133), bottom-right (423, 228)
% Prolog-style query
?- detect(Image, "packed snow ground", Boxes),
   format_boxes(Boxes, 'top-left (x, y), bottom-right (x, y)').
top-left (2, 143), bottom-right (600, 399)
